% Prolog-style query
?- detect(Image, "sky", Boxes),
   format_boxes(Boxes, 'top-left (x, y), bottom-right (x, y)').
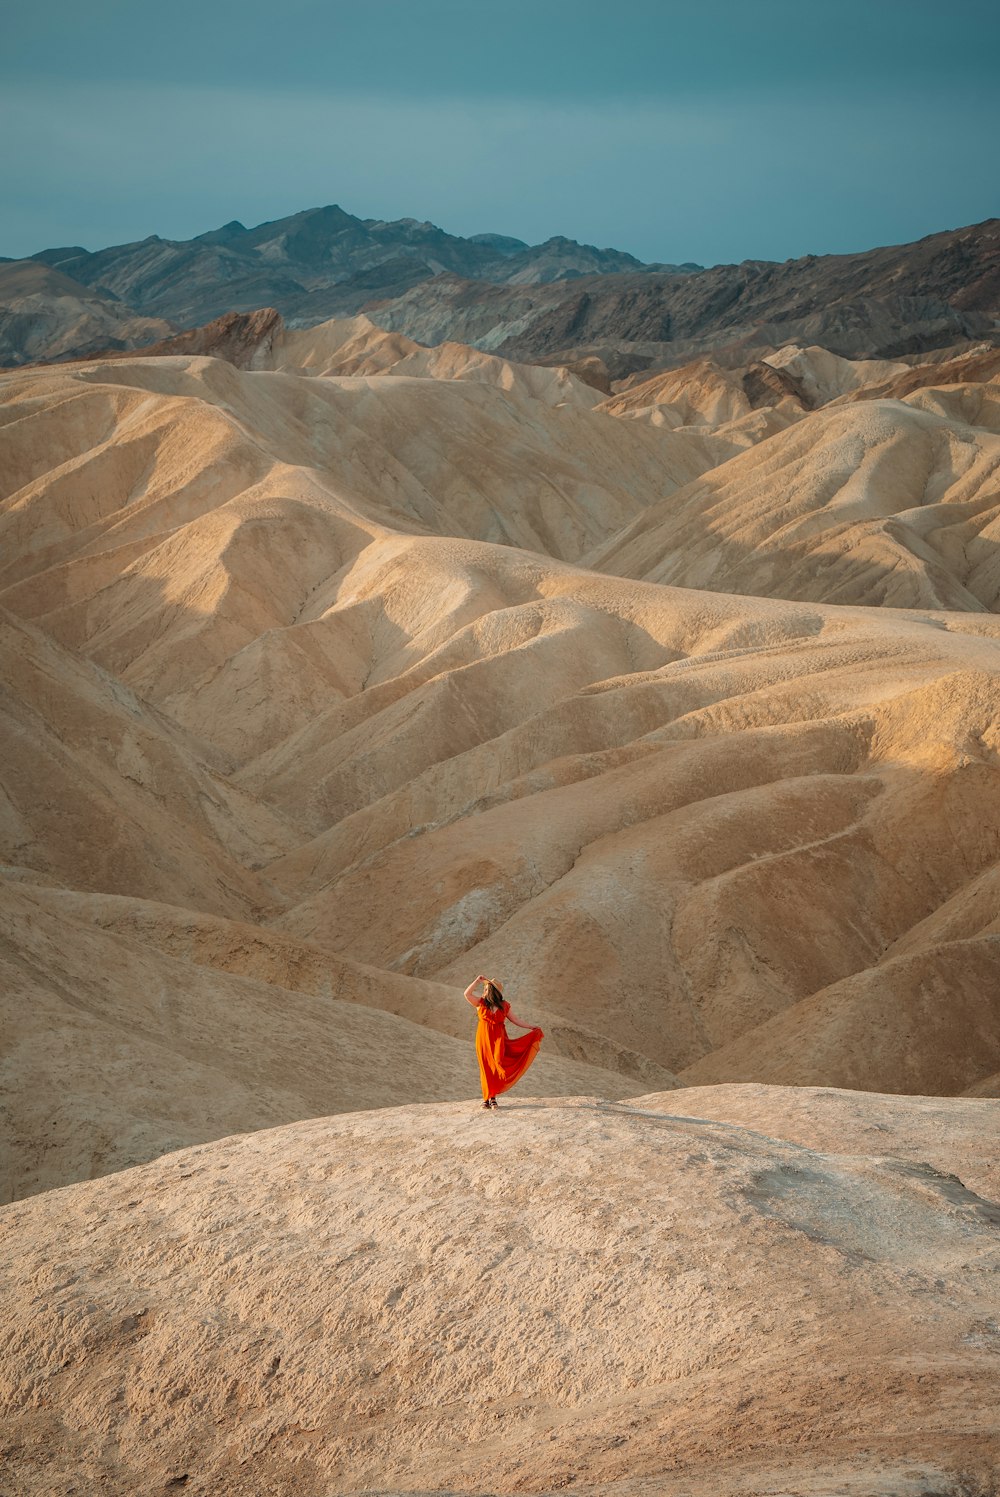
top-left (3, 0), bottom-right (998, 267)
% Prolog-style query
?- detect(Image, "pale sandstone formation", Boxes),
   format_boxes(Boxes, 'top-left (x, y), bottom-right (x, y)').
top-left (3, 308), bottom-right (1000, 1497)
top-left (0, 876), bottom-right (658, 1206)
top-left (761, 344), bottom-right (911, 406)
top-left (109, 309), bottom-right (607, 408)
top-left (591, 381), bottom-right (1000, 610)
top-left (600, 357), bottom-right (784, 426)
top-left (255, 314), bottom-right (602, 409)
top-left (0, 1088), bottom-right (997, 1495)
top-left (3, 346), bottom-right (1000, 1205)
top-left (0, 610), bottom-right (286, 913)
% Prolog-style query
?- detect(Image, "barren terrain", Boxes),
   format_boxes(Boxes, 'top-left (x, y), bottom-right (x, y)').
top-left (2, 310), bottom-right (999, 1493)
top-left (1, 1089), bottom-right (997, 1494)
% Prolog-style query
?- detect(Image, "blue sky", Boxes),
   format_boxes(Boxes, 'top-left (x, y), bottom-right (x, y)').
top-left (3, 0), bottom-right (998, 265)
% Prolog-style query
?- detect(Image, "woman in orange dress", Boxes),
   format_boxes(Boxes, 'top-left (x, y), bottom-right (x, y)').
top-left (464, 973), bottom-right (544, 1109)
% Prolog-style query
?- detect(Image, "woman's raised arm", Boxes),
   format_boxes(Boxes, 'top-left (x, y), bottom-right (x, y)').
top-left (463, 974), bottom-right (488, 1005)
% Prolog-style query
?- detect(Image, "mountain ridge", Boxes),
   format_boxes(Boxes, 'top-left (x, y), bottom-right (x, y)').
top-left (26, 201), bottom-right (686, 330)
top-left (4, 205), bottom-right (996, 373)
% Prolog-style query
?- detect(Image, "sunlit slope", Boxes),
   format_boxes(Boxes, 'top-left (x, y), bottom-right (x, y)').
top-left (240, 543), bottom-right (1000, 1093)
top-left (260, 312), bottom-right (605, 407)
top-left (0, 350), bottom-right (706, 580)
top-left (3, 344), bottom-right (1000, 1183)
top-left (592, 382), bottom-right (1000, 610)
top-left (0, 353), bottom-right (749, 755)
top-left (1, 1090), bottom-right (997, 1495)
top-left (1, 876), bottom-right (667, 1202)
top-left (0, 610), bottom-right (286, 912)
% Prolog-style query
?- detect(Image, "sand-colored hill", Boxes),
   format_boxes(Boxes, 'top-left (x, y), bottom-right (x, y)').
top-left (0, 610), bottom-right (285, 912)
top-left (592, 382), bottom-right (1000, 610)
top-left (761, 343), bottom-right (911, 405)
top-left (1, 1088), bottom-right (997, 1495)
top-left (93, 309), bottom-right (603, 411)
top-left (4, 343), bottom-right (1000, 1211)
top-left (5, 298), bottom-right (1000, 1497)
top-left (845, 340), bottom-right (1000, 404)
top-left (1, 875), bottom-right (664, 1204)
top-left (261, 314), bottom-right (604, 408)
top-left (594, 346), bottom-right (916, 449)
top-left (249, 567), bottom-right (1000, 1095)
top-left (600, 356), bottom-right (801, 427)
top-left (0, 353), bottom-right (776, 762)
top-left (0, 349), bottom-right (705, 582)
top-left (5, 525), bottom-right (1000, 1202)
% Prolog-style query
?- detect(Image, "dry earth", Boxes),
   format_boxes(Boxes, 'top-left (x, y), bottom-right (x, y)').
top-left (2, 318), bottom-right (1000, 1494)
top-left (3, 329), bottom-right (1000, 1200)
top-left (1, 1088), bottom-right (998, 1495)
top-left (592, 361), bottom-right (1000, 611)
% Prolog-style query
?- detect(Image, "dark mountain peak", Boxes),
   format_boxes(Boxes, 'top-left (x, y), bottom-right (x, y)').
top-left (31, 246), bottom-right (90, 267)
top-left (292, 204), bottom-right (358, 228)
top-left (524, 236), bottom-right (646, 274)
top-left (194, 220), bottom-right (249, 246)
top-left (537, 234), bottom-right (636, 256)
top-left (241, 204), bottom-right (362, 249)
top-left (467, 233), bottom-right (529, 255)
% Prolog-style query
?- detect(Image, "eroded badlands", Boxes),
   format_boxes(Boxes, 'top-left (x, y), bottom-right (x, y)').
top-left (2, 320), bottom-right (999, 1494)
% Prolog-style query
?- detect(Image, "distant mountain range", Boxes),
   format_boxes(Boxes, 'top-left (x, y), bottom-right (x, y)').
top-left (1, 204), bottom-right (997, 374)
top-left (24, 203), bottom-right (700, 328)
top-left (372, 217), bottom-right (1000, 377)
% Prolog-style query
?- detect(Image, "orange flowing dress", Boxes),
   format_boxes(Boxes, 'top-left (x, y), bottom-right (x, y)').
top-left (475, 999), bottom-right (544, 1101)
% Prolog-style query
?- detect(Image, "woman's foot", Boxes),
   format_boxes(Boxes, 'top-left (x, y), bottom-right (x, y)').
top-left (488, 1096), bottom-right (499, 1109)
top-left (482, 1099), bottom-right (492, 1110)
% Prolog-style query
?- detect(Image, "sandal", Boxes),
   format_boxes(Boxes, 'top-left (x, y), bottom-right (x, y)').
top-left (482, 1099), bottom-right (492, 1110)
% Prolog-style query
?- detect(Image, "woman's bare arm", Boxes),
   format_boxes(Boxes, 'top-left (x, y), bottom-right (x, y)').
top-left (463, 974), bottom-right (488, 1005)
top-left (505, 1011), bottom-right (534, 1028)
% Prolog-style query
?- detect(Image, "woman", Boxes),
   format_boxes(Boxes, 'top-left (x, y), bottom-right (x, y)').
top-left (464, 973), bottom-right (544, 1109)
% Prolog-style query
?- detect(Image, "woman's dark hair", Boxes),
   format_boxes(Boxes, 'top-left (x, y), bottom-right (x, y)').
top-left (482, 980), bottom-right (505, 1010)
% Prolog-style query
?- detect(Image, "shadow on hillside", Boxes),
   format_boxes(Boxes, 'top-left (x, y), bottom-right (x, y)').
top-left (588, 463), bottom-right (1000, 616)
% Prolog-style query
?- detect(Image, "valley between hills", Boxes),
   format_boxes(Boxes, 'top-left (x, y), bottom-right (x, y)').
top-left (2, 223), bottom-right (1000, 1493)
